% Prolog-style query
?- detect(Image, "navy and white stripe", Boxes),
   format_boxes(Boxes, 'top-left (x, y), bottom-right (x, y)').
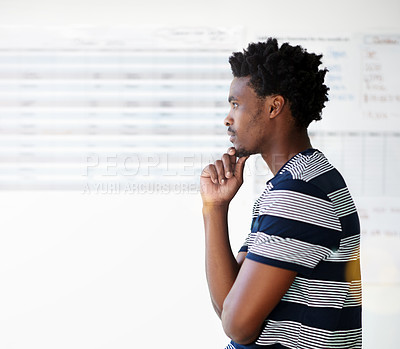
top-left (258, 190), bottom-right (342, 231)
top-left (256, 320), bottom-right (362, 348)
top-left (281, 277), bottom-right (360, 308)
top-left (279, 151), bottom-right (334, 182)
top-left (252, 183), bottom-right (274, 218)
top-left (325, 234), bottom-right (360, 262)
top-left (343, 280), bottom-right (362, 306)
top-left (327, 187), bottom-right (357, 218)
top-left (225, 344), bottom-right (236, 349)
top-left (249, 232), bottom-right (333, 269)
top-left (228, 149), bottom-right (361, 349)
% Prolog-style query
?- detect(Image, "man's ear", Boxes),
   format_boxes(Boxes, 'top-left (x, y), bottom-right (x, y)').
top-left (268, 95), bottom-right (285, 119)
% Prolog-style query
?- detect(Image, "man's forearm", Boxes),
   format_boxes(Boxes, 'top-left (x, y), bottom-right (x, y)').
top-left (203, 204), bottom-right (240, 318)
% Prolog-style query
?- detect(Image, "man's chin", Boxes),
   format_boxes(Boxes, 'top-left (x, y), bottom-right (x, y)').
top-left (235, 148), bottom-right (253, 158)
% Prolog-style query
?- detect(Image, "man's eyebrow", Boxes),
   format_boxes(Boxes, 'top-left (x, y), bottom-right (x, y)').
top-left (228, 96), bottom-right (237, 103)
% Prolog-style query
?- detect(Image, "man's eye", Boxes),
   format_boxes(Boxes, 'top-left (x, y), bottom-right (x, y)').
top-left (232, 102), bottom-right (238, 108)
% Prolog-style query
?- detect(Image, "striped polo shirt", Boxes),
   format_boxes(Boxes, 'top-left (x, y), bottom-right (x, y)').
top-left (227, 148), bottom-right (362, 349)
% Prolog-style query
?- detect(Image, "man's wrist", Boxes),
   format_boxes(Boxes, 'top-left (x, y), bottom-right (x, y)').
top-left (202, 201), bottom-right (230, 215)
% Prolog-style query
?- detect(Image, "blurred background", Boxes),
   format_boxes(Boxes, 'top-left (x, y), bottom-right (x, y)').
top-left (0, 0), bottom-right (399, 348)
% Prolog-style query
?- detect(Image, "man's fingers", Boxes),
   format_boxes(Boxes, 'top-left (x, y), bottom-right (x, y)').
top-left (227, 147), bottom-right (236, 156)
top-left (221, 153), bottom-right (233, 178)
top-left (201, 150), bottom-right (248, 185)
top-left (214, 160), bottom-right (226, 184)
top-left (227, 147), bottom-right (239, 170)
top-left (234, 156), bottom-right (249, 179)
top-left (201, 164), bottom-right (218, 184)
top-left (225, 148), bottom-right (249, 180)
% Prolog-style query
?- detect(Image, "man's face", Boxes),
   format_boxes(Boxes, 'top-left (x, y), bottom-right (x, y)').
top-left (224, 76), bottom-right (267, 158)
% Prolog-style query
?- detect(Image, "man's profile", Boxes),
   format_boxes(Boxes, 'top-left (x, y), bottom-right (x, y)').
top-left (200, 38), bottom-right (362, 349)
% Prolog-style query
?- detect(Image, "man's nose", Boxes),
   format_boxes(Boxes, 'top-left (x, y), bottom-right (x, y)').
top-left (224, 114), bottom-right (232, 127)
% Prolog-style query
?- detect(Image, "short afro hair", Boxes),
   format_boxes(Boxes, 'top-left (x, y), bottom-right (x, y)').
top-left (229, 38), bottom-right (329, 128)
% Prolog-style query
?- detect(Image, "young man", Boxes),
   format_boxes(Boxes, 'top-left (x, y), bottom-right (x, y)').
top-left (200, 38), bottom-right (362, 349)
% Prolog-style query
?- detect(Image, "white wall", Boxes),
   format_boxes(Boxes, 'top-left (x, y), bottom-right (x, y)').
top-left (1, 1), bottom-right (399, 348)
top-left (1, 0), bottom-right (399, 32)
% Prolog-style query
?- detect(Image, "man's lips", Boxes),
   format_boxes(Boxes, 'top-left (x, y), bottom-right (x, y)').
top-left (227, 130), bottom-right (235, 143)
top-left (227, 129), bottom-right (236, 142)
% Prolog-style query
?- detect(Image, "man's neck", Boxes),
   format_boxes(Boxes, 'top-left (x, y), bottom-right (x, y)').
top-left (261, 130), bottom-right (312, 176)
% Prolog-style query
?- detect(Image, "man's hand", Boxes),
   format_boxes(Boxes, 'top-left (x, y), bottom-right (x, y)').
top-left (200, 147), bottom-right (249, 206)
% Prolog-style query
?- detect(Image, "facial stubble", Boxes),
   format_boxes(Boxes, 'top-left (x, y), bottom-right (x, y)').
top-left (234, 105), bottom-right (265, 158)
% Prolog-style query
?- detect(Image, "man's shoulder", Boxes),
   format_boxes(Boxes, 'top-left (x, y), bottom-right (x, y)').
top-left (271, 149), bottom-right (348, 196)
top-left (278, 149), bottom-right (334, 182)
top-left (252, 149), bottom-right (354, 221)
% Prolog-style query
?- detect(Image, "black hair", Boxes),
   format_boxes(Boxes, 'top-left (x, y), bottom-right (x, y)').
top-left (229, 37), bottom-right (329, 128)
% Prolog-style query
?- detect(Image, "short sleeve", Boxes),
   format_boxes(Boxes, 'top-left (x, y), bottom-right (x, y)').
top-left (246, 179), bottom-right (342, 276)
top-left (238, 215), bottom-right (261, 253)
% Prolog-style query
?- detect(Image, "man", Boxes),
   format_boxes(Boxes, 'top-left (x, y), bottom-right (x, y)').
top-left (200, 38), bottom-right (362, 349)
